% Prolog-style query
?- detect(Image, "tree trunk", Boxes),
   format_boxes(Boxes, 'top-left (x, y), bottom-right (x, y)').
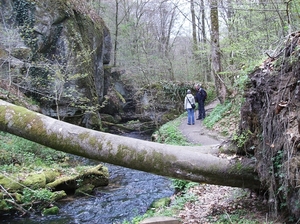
top-left (0, 100), bottom-right (261, 190)
top-left (210, 0), bottom-right (226, 103)
top-left (200, 0), bottom-right (206, 43)
top-left (190, 0), bottom-right (198, 54)
top-left (113, 0), bottom-right (119, 67)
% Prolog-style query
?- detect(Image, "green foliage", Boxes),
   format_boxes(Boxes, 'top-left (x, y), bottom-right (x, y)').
top-left (22, 188), bottom-right (54, 204)
top-left (233, 73), bottom-right (251, 92)
top-left (171, 179), bottom-right (198, 192)
top-left (220, 0), bottom-right (288, 75)
top-left (233, 130), bottom-right (253, 148)
top-left (205, 87), bottom-right (217, 103)
top-left (150, 197), bottom-right (171, 209)
top-left (153, 114), bottom-right (194, 146)
top-left (171, 192), bottom-right (198, 210)
top-left (203, 101), bottom-right (233, 129)
top-left (171, 179), bottom-right (189, 191)
top-left (271, 150), bottom-right (284, 179)
top-left (160, 81), bottom-right (191, 102)
top-left (0, 131), bottom-right (67, 171)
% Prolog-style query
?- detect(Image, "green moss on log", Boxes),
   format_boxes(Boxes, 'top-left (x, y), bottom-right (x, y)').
top-left (46, 164), bottom-right (109, 191)
top-left (13, 193), bottom-right (23, 203)
top-left (2, 105), bottom-right (47, 142)
top-left (42, 206), bottom-right (59, 215)
top-left (78, 132), bottom-right (90, 141)
top-left (75, 183), bottom-right (94, 196)
top-left (21, 173), bottom-right (46, 189)
top-left (50, 190), bottom-right (67, 201)
top-left (44, 170), bottom-right (61, 183)
top-left (88, 136), bottom-right (98, 148)
top-left (0, 174), bottom-right (23, 192)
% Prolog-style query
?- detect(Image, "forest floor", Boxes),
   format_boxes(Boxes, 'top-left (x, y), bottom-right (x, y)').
top-left (175, 100), bottom-right (284, 224)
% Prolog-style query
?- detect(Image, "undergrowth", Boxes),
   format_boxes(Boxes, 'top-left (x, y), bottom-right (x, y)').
top-left (203, 100), bottom-right (233, 129)
top-left (0, 131), bottom-right (68, 172)
top-left (152, 113), bottom-right (196, 146)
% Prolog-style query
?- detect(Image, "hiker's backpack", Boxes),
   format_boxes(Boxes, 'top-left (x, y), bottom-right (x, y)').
top-left (201, 89), bottom-right (207, 100)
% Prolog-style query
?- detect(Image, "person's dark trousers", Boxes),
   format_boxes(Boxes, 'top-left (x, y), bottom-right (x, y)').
top-left (198, 101), bottom-right (205, 119)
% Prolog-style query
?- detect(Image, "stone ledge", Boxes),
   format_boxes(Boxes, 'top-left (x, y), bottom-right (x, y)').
top-left (139, 216), bottom-right (181, 224)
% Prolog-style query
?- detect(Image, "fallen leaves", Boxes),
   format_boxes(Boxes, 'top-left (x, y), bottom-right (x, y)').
top-left (173, 184), bottom-right (270, 224)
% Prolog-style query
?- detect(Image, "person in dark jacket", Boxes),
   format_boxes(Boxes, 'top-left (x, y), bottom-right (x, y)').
top-left (195, 84), bottom-right (206, 120)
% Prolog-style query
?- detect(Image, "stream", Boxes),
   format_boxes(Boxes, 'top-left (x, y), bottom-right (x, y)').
top-left (2, 132), bottom-right (175, 224)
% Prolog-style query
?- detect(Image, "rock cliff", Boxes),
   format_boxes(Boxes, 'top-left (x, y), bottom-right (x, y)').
top-left (0, 0), bottom-right (111, 127)
top-left (0, 0), bottom-right (189, 132)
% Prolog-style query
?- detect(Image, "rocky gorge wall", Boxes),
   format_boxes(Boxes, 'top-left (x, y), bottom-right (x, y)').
top-left (0, 0), bottom-right (190, 132)
top-left (0, 0), bottom-right (111, 127)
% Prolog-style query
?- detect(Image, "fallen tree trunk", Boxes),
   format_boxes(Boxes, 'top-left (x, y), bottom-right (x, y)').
top-left (0, 100), bottom-right (261, 189)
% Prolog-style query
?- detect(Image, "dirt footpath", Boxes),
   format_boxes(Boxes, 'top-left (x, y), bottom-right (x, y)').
top-left (179, 99), bottom-right (225, 146)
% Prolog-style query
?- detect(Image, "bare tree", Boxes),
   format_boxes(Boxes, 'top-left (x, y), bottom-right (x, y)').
top-left (190, 0), bottom-right (198, 55)
top-left (199, 0), bottom-right (207, 43)
top-left (210, 0), bottom-right (226, 103)
top-left (0, 19), bottom-right (30, 94)
top-left (113, 0), bottom-right (120, 67)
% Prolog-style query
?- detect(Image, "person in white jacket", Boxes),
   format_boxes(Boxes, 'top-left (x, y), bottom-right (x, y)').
top-left (184, 89), bottom-right (195, 125)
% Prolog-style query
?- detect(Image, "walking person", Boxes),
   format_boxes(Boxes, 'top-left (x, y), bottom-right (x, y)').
top-left (195, 84), bottom-right (207, 120)
top-left (184, 89), bottom-right (195, 125)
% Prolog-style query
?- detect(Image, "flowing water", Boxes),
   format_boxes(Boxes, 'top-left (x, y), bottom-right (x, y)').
top-left (2, 132), bottom-right (175, 224)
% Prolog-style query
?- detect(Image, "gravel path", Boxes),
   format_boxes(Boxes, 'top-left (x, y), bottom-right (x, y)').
top-left (179, 99), bottom-right (226, 146)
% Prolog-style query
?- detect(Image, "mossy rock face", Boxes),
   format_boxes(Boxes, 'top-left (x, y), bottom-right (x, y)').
top-left (42, 206), bottom-right (60, 216)
top-left (11, 47), bottom-right (32, 60)
top-left (0, 0), bottom-right (111, 128)
top-left (161, 109), bottom-right (181, 124)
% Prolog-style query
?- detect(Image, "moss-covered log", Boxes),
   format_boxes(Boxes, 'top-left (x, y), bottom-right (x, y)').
top-left (0, 100), bottom-right (261, 189)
